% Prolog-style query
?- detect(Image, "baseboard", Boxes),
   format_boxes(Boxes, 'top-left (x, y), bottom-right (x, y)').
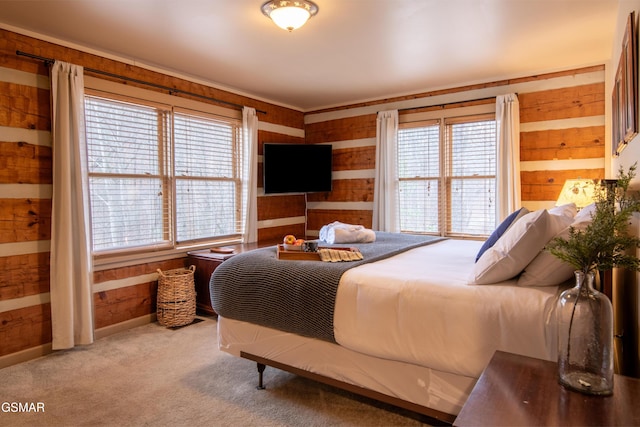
top-left (0, 314), bottom-right (157, 370)
top-left (0, 343), bottom-right (54, 370)
top-left (94, 313), bottom-right (156, 340)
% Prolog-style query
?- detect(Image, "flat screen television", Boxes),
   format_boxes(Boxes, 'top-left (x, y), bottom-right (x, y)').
top-left (263, 143), bottom-right (332, 194)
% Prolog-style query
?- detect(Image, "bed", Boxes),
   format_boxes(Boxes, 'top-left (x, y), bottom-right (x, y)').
top-left (210, 208), bottom-right (578, 423)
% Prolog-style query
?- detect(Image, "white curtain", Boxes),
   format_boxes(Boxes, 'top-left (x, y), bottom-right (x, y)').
top-left (496, 94), bottom-right (521, 222)
top-left (242, 107), bottom-right (258, 243)
top-left (49, 61), bottom-right (94, 349)
top-left (373, 110), bottom-right (400, 232)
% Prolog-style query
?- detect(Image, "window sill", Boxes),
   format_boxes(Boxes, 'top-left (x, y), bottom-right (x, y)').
top-left (93, 239), bottom-right (242, 271)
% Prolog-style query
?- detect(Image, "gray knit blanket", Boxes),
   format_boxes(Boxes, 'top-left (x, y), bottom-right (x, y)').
top-left (210, 232), bottom-right (445, 343)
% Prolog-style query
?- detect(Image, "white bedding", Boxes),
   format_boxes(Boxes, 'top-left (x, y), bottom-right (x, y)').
top-left (334, 239), bottom-right (561, 378)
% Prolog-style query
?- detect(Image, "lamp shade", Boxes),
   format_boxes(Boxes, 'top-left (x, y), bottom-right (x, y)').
top-left (261, 1), bottom-right (319, 32)
top-left (556, 179), bottom-right (597, 209)
top-left (270, 6), bottom-right (310, 31)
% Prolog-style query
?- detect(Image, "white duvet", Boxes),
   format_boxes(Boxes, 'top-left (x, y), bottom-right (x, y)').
top-left (334, 239), bottom-right (561, 378)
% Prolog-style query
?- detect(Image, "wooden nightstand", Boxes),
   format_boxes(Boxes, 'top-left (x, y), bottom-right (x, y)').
top-left (454, 350), bottom-right (640, 426)
top-left (187, 250), bottom-right (231, 315)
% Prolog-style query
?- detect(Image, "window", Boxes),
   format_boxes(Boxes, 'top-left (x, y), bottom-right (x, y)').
top-left (398, 121), bottom-right (440, 233)
top-left (84, 93), bottom-right (244, 254)
top-left (173, 110), bottom-right (242, 243)
top-left (397, 114), bottom-right (496, 237)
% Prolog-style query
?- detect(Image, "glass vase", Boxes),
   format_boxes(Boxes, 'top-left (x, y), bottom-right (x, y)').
top-left (557, 270), bottom-right (614, 395)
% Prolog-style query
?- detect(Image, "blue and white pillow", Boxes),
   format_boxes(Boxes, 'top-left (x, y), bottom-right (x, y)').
top-left (475, 207), bottom-right (529, 262)
top-left (470, 209), bottom-right (572, 285)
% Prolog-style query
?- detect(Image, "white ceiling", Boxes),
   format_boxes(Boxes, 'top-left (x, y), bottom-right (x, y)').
top-left (0, 0), bottom-right (619, 111)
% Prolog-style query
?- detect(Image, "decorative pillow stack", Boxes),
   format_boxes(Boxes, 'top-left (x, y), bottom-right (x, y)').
top-left (517, 203), bottom-right (594, 287)
top-left (470, 204), bottom-right (578, 285)
top-left (548, 202), bottom-right (578, 219)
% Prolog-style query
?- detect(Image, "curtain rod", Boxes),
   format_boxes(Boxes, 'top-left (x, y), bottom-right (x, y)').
top-left (16, 50), bottom-right (267, 115)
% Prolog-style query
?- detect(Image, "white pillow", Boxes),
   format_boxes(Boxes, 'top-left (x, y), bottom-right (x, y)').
top-left (549, 203), bottom-right (577, 219)
top-left (470, 210), bottom-right (570, 285)
top-left (517, 213), bottom-right (590, 287)
top-left (575, 203), bottom-right (596, 221)
top-left (475, 207), bottom-right (529, 262)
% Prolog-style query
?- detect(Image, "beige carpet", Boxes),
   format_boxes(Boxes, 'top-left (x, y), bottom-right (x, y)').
top-left (0, 316), bottom-right (435, 426)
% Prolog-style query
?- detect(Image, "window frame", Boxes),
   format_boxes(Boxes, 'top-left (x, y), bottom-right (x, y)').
top-left (83, 77), bottom-right (244, 267)
top-left (444, 114), bottom-right (497, 237)
top-left (172, 107), bottom-right (244, 246)
top-left (397, 119), bottom-right (442, 234)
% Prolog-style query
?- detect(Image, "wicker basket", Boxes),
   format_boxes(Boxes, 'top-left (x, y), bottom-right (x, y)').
top-left (156, 265), bottom-right (196, 327)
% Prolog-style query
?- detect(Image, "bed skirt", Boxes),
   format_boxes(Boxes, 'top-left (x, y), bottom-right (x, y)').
top-left (217, 316), bottom-right (477, 422)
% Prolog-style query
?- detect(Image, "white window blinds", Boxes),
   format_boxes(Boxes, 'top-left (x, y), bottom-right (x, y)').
top-left (446, 118), bottom-right (496, 236)
top-left (85, 96), bottom-right (170, 251)
top-left (174, 109), bottom-right (242, 244)
top-left (397, 114), bottom-right (496, 237)
top-left (398, 121), bottom-right (440, 233)
top-left (84, 94), bottom-right (244, 254)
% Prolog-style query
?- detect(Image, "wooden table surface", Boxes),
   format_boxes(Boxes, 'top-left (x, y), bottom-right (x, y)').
top-left (454, 350), bottom-right (640, 427)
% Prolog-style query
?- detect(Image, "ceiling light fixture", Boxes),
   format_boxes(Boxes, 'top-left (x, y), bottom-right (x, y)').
top-left (261, 0), bottom-right (319, 32)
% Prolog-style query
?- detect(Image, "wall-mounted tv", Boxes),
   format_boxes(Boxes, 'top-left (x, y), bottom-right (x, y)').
top-left (263, 143), bottom-right (332, 194)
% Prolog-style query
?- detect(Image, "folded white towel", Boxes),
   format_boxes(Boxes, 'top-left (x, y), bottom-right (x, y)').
top-left (319, 223), bottom-right (332, 242)
top-left (319, 221), bottom-right (376, 244)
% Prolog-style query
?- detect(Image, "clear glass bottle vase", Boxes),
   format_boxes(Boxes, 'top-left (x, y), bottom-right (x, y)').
top-left (557, 270), bottom-right (614, 395)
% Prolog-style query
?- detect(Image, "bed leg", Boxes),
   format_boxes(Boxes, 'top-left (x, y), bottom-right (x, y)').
top-left (256, 362), bottom-right (266, 390)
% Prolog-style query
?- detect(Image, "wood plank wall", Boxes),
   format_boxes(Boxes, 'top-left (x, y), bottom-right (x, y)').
top-left (0, 28), bottom-right (303, 364)
top-left (519, 82), bottom-right (605, 203)
top-left (303, 66), bottom-right (606, 236)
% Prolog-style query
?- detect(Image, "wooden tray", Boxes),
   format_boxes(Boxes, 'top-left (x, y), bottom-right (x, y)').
top-left (276, 244), bottom-right (360, 261)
